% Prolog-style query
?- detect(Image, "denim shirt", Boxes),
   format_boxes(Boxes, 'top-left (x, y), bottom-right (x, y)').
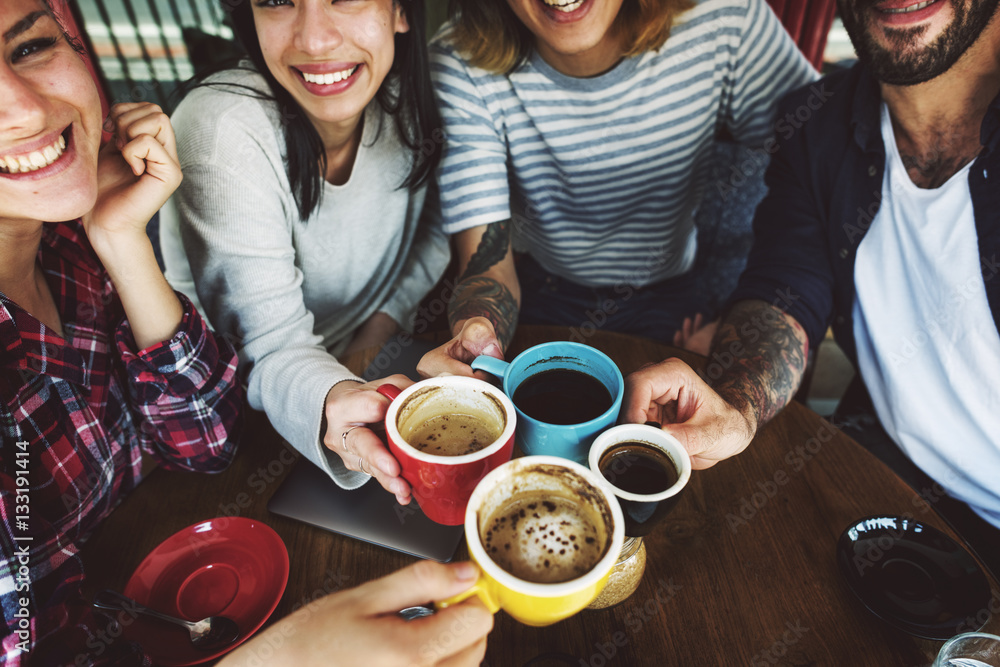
top-left (730, 63), bottom-right (1000, 366)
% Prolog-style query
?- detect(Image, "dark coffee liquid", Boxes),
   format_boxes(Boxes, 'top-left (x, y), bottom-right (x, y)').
top-left (512, 369), bottom-right (613, 425)
top-left (599, 443), bottom-right (678, 495)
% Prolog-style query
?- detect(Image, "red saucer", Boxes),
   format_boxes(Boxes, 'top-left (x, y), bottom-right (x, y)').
top-left (122, 518), bottom-right (289, 666)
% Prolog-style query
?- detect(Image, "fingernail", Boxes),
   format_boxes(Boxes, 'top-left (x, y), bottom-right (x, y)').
top-left (378, 459), bottom-right (395, 476)
top-left (455, 561), bottom-right (478, 581)
top-left (483, 344), bottom-right (501, 358)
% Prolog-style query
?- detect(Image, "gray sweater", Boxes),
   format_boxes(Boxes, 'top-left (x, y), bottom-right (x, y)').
top-left (161, 68), bottom-right (449, 488)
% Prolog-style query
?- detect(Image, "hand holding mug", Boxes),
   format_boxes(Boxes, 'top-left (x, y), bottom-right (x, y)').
top-left (416, 316), bottom-right (504, 379)
top-left (623, 358), bottom-right (754, 469)
top-left (323, 375), bottom-right (414, 505)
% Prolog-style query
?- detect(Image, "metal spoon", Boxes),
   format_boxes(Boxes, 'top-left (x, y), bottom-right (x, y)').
top-left (93, 589), bottom-right (240, 650)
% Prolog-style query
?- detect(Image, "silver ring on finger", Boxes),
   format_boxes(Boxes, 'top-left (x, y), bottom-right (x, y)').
top-left (359, 455), bottom-right (370, 476)
top-left (341, 426), bottom-right (359, 454)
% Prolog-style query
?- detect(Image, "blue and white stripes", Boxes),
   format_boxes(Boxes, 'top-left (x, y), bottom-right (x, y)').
top-left (430, 0), bottom-right (817, 287)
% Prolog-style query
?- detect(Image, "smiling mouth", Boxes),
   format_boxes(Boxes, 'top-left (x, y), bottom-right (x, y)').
top-left (298, 65), bottom-right (360, 86)
top-left (880, 0), bottom-right (939, 13)
top-left (0, 129), bottom-right (68, 175)
top-left (541, 0), bottom-right (586, 12)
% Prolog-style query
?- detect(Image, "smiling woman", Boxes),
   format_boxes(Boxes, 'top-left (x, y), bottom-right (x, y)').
top-left (160, 0), bottom-right (450, 505)
top-left (0, 7), bottom-right (103, 227)
top-left (0, 0), bottom-right (243, 662)
top-left (416, 0), bottom-right (820, 379)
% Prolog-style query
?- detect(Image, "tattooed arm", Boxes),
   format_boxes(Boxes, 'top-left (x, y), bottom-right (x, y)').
top-left (416, 222), bottom-right (521, 378)
top-left (709, 300), bottom-right (809, 431)
top-left (622, 299), bottom-right (808, 469)
top-left (449, 221), bottom-right (520, 349)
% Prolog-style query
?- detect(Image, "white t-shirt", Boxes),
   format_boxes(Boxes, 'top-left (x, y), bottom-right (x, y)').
top-left (853, 104), bottom-right (1000, 527)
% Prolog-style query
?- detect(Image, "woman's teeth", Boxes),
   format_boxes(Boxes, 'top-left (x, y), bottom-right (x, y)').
top-left (0, 135), bottom-right (66, 174)
top-left (883, 0), bottom-right (936, 13)
top-left (542, 0), bottom-right (585, 11)
top-left (301, 66), bottom-right (359, 85)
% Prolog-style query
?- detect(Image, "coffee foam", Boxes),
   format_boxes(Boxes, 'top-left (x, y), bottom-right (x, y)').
top-left (408, 413), bottom-right (500, 456)
top-left (396, 385), bottom-right (507, 455)
top-left (475, 464), bottom-right (613, 584)
top-left (483, 494), bottom-right (603, 583)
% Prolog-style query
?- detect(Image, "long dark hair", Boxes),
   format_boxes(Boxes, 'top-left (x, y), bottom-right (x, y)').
top-left (219, 0), bottom-right (442, 221)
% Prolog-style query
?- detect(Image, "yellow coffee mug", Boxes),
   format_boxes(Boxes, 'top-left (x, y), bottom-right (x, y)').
top-left (438, 456), bottom-right (625, 626)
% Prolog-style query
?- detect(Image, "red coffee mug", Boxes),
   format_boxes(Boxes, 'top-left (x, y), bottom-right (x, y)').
top-left (376, 377), bottom-right (517, 526)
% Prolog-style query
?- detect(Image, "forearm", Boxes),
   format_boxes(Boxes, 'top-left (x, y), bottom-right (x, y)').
top-left (91, 230), bottom-right (183, 350)
top-left (707, 300), bottom-right (809, 433)
top-left (448, 220), bottom-right (520, 350)
top-left (448, 277), bottom-right (519, 351)
top-left (118, 294), bottom-right (241, 471)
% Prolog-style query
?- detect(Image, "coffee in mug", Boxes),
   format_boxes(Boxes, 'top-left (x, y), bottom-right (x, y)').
top-left (471, 342), bottom-right (624, 463)
top-left (482, 493), bottom-right (606, 584)
top-left (512, 368), bottom-right (613, 425)
top-left (437, 456), bottom-right (625, 626)
top-left (598, 442), bottom-right (679, 495)
top-left (377, 378), bottom-right (516, 526)
top-left (405, 413), bottom-right (501, 457)
top-left (589, 424), bottom-right (692, 538)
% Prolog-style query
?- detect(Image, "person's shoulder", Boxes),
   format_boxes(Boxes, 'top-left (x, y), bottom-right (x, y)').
top-left (672, 0), bottom-right (754, 26)
top-left (177, 65), bottom-right (269, 104)
top-left (172, 65), bottom-right (286, 154)
top-left (777, 63), bottom-right (864, 128)
top-left (428, 20), bottom-right (459, 56)
top-left (427, 21), bottom-right (506, 83)
top-left (173, 65), bottom-right (277, 129)
top-left (658, 0), bottom-right (757, 52)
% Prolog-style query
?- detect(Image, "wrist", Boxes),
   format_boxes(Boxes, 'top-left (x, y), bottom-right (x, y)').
top-left (87, 228), bottom-right (156, 271)
top-left (714, 385), bottom-right (759, 439)
top-left (321, 378), bottom-right (365, 438)
top-left (325, 378), bottom-right (365, 403)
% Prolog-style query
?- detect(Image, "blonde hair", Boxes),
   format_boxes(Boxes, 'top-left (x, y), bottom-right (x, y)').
top-left (449, 0), bottom-right (696, 74)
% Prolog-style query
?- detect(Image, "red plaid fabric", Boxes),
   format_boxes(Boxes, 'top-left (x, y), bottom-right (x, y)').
top-left (0, 222), bottom-right (242, 665)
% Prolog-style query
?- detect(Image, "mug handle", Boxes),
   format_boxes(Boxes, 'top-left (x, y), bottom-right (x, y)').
top-left (376, 384), bottom-right (402, 401)
top-left (471, 356), bottom-right (510, 380)
top-left (436, 570), bottom-right (501, 614)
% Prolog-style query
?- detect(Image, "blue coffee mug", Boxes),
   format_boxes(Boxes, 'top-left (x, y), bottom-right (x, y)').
top-left (471, 342), bottom-right (624, 463)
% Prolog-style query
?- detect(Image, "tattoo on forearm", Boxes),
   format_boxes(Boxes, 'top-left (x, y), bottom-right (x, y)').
top-left (459, 220), bottom-right (511, 282)
top-left (707, 300), bottom-right (809, 430)
top-left (449, 277), bottom-right (518, 351)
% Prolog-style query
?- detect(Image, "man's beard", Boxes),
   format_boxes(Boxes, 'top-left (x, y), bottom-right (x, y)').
top-left (839, 0), bottom-right (1000, 85)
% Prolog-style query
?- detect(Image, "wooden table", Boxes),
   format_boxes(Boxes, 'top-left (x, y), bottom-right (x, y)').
top-left (81, 327), bottom-right (1000, 666)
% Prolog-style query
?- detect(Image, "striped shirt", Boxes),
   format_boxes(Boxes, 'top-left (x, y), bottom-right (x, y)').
top-left (430, 0), bottom-right (817, 287)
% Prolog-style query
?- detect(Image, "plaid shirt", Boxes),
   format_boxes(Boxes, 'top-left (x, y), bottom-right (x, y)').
top-left (0, 222), bottom-right (242, 665)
